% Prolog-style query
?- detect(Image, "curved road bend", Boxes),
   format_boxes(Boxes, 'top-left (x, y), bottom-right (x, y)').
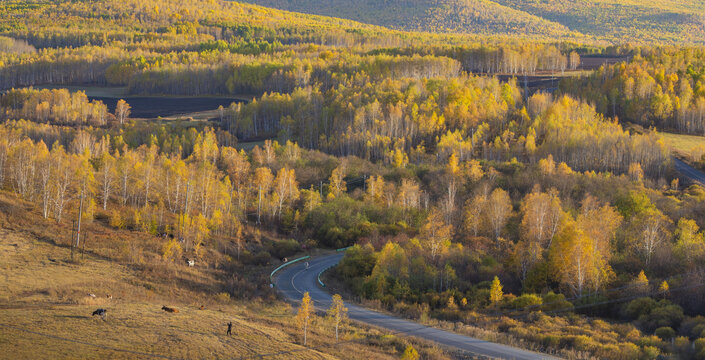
top-left (274, 253), bottom-right (558, 360)
top-left (674, 157), bottom-right (705, 185)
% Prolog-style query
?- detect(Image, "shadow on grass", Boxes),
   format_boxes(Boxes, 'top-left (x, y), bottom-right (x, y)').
top-left (54, 315), bottom-right (90, 319)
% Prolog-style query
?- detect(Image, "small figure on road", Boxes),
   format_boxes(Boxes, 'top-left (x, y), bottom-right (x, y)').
top-left (227, 322), bottom-right (232, 335)
top-left (305, 262), bottom-right (309, 270)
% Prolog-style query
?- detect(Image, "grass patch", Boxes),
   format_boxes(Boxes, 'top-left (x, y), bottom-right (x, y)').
top-left (660, 132), bottom-right (705, 161)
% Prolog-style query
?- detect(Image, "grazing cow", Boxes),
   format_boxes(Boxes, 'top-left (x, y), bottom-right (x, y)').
top-left (199, 305), bottom-right (205, 310)
top-left (92, 308), bottom-right (107, 320)
top-left (161, 306), bottom-right (179, 313)
top-left (106, 294), bottom-right (113, 299)
top-left (88, 293), bottom-right (96, 298)
top-left (186, 259), bottom-right (195, 267)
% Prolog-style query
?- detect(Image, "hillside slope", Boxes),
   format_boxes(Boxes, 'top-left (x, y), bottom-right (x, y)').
top-left (239, 0), bottom-right (579, 38)
top-left (495, 0), bottom-right (705, 44)
top-left (0, 192), bottom-right (443, 360)
top-left (236, 0), bottom-right (705, 43)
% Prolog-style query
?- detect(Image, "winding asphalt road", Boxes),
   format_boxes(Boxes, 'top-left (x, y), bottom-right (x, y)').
top-left (274, 253), bottom-right (557, 360)
top-left (674, 157), bottom-right (705, 185)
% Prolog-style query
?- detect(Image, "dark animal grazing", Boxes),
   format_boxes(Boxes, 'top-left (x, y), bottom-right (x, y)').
top-left (162, 306), bottom-right (179, 313)
top-left (92, 308), bottom-right (107, 320)
top-left (92, 308), bottom-right (106, 316)
top-left (227, 322), bottom-right (232, 335)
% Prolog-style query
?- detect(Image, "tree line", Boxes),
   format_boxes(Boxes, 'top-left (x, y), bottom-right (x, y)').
top-left (0, 88), bottom-right (132, 126)
top-left (224, 77), bottom-right (669, 178)
top-left (561, 47), bottom-right (705, 135)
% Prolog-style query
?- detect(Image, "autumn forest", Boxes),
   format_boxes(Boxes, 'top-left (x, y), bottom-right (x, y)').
top-left (3, 0), bottom-right (705, 359)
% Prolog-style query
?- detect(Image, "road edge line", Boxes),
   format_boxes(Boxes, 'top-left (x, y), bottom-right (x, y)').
top-left (317, 266), bottom-right (331, 287)
top-left (270, 255), bottom-right (310, 286)
top-left (319, 246), bottom-right (350, 287)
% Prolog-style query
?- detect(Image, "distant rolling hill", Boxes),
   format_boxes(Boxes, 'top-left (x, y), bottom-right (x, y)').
top-left (235, 0), bottom-right (705, 43)
top-left (237, 0), bottom-right (579, 38)
top-left (494, 0), bottom-right (705, 43)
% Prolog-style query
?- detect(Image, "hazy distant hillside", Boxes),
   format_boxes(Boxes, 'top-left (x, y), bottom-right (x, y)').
top-left (237, 0), bottom-right (705, 43)
top-left (495, 0), bottom-right (705, 43)
top-left (240, 0), bottom-right (579, 38)
top-left (421, 0), bottom-right (577, 36)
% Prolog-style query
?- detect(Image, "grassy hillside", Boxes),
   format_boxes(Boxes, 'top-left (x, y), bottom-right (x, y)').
top-left (495, 0), bottom-right (705, 44)
top-left (0, 192), bottom-right (445, 360)
top-left (660, 132), bottom-right (705, 168)
top-left (238, 0), bottom-right (580, 38)
top-left (237, 0), bottom-right (705, 44)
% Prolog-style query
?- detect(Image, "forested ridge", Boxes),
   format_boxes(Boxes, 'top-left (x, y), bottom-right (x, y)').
top-left (4, 0), bottom-right (705, 359)
top-left (0, 0), bottom-right (594, 94)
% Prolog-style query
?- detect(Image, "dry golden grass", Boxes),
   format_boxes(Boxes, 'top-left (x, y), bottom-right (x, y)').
top-left (0, 192), bottom-right (449, 360)
top-left (1, 303), bottom-right (332, 360)
top-left (660, 132), bottom-right (705, 161)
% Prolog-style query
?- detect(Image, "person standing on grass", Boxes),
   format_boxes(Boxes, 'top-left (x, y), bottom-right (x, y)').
top-left (227, 322), bottom-right (232, 335)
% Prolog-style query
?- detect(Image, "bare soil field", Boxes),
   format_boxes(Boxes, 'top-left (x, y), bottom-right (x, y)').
top-left (579, 56), bottom-right (631, 70)
top-left (92, 96), bottom-right (245, 119)
top-left (35, 85), bottom-right (251, 119)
